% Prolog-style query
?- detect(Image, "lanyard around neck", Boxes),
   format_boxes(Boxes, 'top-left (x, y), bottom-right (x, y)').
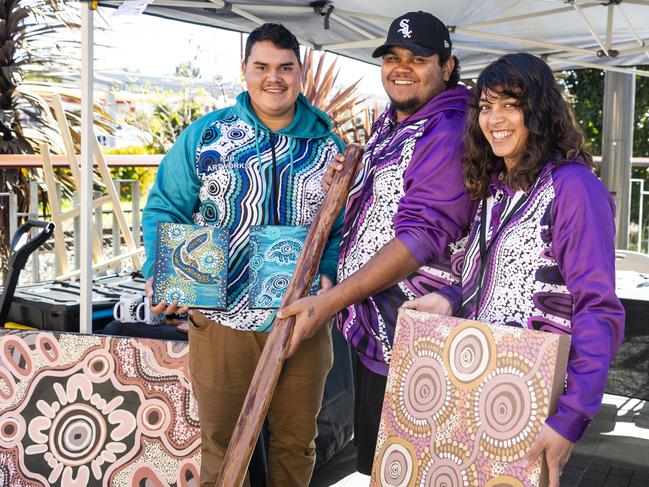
top-left (474, 190), bottom-right (530, 310)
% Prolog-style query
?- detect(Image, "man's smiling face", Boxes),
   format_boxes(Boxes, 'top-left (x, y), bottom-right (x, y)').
top-left (243, 40), bottom-right (302, 127)
top-left (381, 46), bottom-right (453, 121)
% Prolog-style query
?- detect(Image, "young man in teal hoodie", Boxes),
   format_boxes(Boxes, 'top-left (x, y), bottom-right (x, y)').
top-left (141, 24), bottom-right (344, 486)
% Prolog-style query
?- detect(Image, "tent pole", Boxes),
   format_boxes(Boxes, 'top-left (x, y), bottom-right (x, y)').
top-left (601, 71), bottom-right (635, 250)
top-left (80, 1), bottom-right (95, 334)
top-left (570, 2), bottom-right (608, 54)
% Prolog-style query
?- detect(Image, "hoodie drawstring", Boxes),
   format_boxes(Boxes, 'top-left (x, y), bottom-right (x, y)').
top-left (253, 119), bottom-right (263, 168)
top-left (288, 135), bottom-right (295, 179)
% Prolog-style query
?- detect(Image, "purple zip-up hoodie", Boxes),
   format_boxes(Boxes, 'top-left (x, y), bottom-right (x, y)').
top-left (438, 159), bottom-right (625, 442)
top-left (336, 85), bottom-right (476, 376)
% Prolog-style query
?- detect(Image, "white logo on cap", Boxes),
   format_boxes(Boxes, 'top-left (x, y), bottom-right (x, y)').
top-left (398, 19), bottom-right (412, 39)
top-left (444, 40), bottom-right (450, 48)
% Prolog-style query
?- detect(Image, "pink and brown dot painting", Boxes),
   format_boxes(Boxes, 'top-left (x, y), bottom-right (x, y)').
top-left (0, 330), bottom-right (200, 486)
top-left (371, 310), bottom-right (570, 487)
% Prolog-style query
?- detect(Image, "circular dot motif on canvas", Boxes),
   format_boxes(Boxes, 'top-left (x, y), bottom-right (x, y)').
top-left (249, 253), bottom-right (264, 272)
top-left (475, 367), bottom-right (543, 461)
top-left (485, 475), bottom-right (525, 487)
top-left (418, 446), bottom-right (478, 485)
top-left (375, 437), bottom-right (418, 487)
top-left (0, 412), bottom-right (26, 449)
top-left (155, 275), bottom-right (198, 306)
top-left (48, 403), bottom-right (109, 467)
top-left (138, 399), bottom-right (172, 438)
top-left (443, 322), bottom-right (497, 389)
top-left (391, 352), bottom-right (450, 438)
top-left (419, 457), bottom-right (468, 486)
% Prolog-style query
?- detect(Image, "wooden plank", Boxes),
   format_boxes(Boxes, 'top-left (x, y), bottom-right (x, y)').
top-left (48, 96), bottom-right (104, 263)
top-left (39, 144), bottom-right (69, 276)
top-left (55, 247), bottom-right (145, 280)
top-left (52, 94), bottom-right (82, 189)
top-left (92, 135), bottom-right (142, 269)
top-left (215, 144), bottom-right (363, 487)
top-left (60, 195), bottom-right (112, 220)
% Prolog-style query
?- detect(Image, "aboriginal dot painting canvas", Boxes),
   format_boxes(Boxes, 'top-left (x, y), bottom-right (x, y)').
top-left (248, 225), bottom-right (319, 309)
top-left (371, 310), bottom-right (570, 487)
top-left (0, 330), bottom-right (201, 486)
top-left (153, 222), bottom-right (229, 309)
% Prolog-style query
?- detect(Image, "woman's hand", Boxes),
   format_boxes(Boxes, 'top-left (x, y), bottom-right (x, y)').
top-left (526, 424), bottom-right (575, 487)
top-left (401, 292), bottom-right (452, 315)
top-left (145, 277), bottom-right (190, 316)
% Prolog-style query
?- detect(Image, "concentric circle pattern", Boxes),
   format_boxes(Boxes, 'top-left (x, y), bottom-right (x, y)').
top-left (476, 368), bottom-right (543, 462)
top-left (478, 374), bottom-right (531, 440)
top-left (444, 323), bottom-right (496, 388)
top-left (373, 311), bottom-right (563, 486)
top-left (84, 352), bottom-right (113, 381)
top-left (0, 413), bottom-right (25, 448)
top-left (390, 351), bottom-right (449, 438)
top-left (0, 331), bottom-right (201, 486)
top-left (138, 399), bottom-right (171, 438)
top-left (403, 358), bottom-right (447, 420)
top-left (49, 404), bottom-right (107, 467)
top-left (421, 459), bottom-right (465, 487)
top-left (375, 438), bottom-right (418, 487)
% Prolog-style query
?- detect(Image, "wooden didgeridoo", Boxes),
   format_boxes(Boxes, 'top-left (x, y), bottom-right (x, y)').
top-left (215, 144), bottom-right (363, 487)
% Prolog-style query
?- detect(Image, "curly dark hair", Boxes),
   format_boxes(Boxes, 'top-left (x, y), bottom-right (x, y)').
top-left (463, 53), bottom-right (593, 200)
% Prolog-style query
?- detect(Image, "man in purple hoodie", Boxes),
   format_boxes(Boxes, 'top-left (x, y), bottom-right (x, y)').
top-left (278, 11), bottom-right (475, 473)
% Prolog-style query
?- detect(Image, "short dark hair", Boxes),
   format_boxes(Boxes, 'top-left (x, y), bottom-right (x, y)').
top-left (463, 52), bottom-right (593, 199)
top-left (438, 53), bottom-right (461, 87)
top-left (244, 23), bottom-right (301, 64)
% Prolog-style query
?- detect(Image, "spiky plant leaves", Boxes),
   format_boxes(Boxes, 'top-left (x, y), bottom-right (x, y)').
top-left (301, 48), bottom-right (376, 145)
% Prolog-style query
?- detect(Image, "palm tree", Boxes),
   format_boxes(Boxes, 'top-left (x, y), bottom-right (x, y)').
top-left (0, 0), bottom-right (80, 275)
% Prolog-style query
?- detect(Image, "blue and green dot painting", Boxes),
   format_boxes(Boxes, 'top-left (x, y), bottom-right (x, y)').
top-left (153, 223), bottom-right (229, 309)
top-left (248, 225), bottom-right (319, 309)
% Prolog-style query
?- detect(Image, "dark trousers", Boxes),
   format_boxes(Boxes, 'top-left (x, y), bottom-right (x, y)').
top-left (353, 354), bottom-right (387, 475)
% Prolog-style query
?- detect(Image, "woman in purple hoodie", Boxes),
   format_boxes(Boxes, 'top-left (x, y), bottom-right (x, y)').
top-left (404, 53), bottom-right (625, 487)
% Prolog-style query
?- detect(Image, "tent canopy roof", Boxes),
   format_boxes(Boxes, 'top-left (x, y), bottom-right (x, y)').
top-left (100, 0), bottom-right (649, 78)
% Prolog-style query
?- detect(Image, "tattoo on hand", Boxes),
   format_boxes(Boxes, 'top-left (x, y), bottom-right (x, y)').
top-left (308, 306), bottom-right (315, 317)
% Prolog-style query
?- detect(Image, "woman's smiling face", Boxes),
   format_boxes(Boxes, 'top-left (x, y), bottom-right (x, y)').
top-left (478, 88), bottom-right (529, 171)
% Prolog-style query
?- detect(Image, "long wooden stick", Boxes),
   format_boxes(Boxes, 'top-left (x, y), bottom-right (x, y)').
top-left (216, 144), bottom-right (363, 487)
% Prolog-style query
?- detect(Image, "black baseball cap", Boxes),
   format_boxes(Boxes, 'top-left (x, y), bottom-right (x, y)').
top-left (372, 11), bottom-right (452, 58)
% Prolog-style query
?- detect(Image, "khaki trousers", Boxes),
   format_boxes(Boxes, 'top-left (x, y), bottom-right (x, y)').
top-left (188, 311), bottom-right (333, 487)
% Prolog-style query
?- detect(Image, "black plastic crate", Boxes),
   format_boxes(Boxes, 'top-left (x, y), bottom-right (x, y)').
top-left (6, 280), bottom-right (121, 332)
top-left (94, 272), bottom-right (147, 295)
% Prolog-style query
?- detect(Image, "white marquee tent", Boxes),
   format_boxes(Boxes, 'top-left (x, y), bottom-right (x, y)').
top-left (75, 0), bottom-right (649, 331)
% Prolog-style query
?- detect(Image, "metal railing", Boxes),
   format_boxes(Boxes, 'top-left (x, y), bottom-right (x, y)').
top-left (630, 178), bottom-right (649, 254)
top-left (0, 179), bottom-right (143, 285)
top-left (2, 160), bottom-right (649, 284)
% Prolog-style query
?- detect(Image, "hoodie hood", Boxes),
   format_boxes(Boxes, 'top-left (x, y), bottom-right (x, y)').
top-left (233, 91), bottom-right (334, 139)
top-left (388, 84), bottom-right (471, 126)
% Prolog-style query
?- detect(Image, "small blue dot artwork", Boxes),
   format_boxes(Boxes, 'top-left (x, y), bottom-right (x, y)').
top-left (248, 225), bottom-right (319, 309)
top-left (152, 223), bottom-right (229, 309)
